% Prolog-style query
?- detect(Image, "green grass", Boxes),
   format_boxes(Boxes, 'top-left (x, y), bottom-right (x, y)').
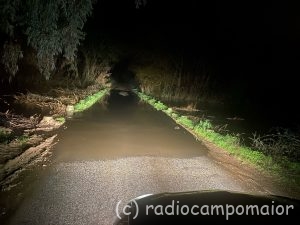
top-left (163, 107), bottom-right (173, 116)
top-left (16, 134), bottom-right (29, 144)
top-left (54, 117), bottom-right (66, 123)
top-left (176, 116), bottom-right (194, 129)
top-left (154, 101), bottom-right (168, 111)
top-left (137, 91), bottom-right (300, 179)
top-left (15, 134), bottom-right (30, 149)
top-left (0, 127), bottom-right (12, 143)
top-left (49, 89), bottom-right (108, 126)
top-left (74, 89), bottom-right (108, 112)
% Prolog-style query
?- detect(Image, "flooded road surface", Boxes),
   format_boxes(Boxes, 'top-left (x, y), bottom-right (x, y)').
top-left (7, 90), bottom-right (268, 225)
top-left (53, 91), bottom-right (208, 161)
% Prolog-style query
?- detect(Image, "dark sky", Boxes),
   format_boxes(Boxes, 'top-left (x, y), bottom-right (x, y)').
top-left (88, 0), bottom-right (297, 82)
top-left (88, 0), bottom-right (275, 60)
top-left (91, 0), bottom-right (272, 35)
top-left (88, 0), bottom-right (284, 62)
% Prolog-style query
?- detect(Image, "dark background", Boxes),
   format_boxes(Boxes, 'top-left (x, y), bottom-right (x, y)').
top-left (85, 0), bottom-right (300, 127)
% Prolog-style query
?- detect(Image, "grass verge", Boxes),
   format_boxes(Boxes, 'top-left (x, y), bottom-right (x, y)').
top-left (137, 91), bottom-right (300, 182)
top-left (74, 89), bottom-right (108, 113)
top-left (54, 117), bottom-right (66, 123)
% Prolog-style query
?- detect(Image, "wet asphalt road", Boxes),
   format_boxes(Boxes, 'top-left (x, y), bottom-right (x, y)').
top-left (7, 90), bottom-right (263, 225)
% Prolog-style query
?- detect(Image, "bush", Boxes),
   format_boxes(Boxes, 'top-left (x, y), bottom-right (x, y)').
top-left (250, 129), bottom-right (300, 161)
top-left (195, 119), bottom-right (213, 132)
top-left (131, 50), bottom-right (217, 104)
top-left (1, 41), bottom-right (23, 82)
top-left (0, 127), bottom-right (12, 143)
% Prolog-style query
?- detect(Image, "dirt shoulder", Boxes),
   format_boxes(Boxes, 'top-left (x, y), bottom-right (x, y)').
top-left (202, 138), bottom-right (300, 199)
top-left (0, 84), bottom-right (106, 190)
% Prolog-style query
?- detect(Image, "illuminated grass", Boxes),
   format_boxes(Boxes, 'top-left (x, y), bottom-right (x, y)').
top-left (137, 91), bottom-right (300, 179)
top-left (74, 89), bottom-right (108, 112)
top-left (176, 116), bottom-right (194, 129)
top-left (54, 117), bottom-right (66, 123)
top-left (154, 101), bottom-right (168, 111)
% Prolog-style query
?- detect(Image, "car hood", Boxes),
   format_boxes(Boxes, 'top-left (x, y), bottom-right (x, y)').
top-left (114, 190), bottom-right (300, 225)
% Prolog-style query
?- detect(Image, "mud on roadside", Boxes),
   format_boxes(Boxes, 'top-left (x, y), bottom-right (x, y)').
top-left (0, 84), bottom-right (104, 190)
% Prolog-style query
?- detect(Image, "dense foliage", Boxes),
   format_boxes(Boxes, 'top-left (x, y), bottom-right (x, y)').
top-left (0, 0), bottom-right (95, 80)
top-left (1, 41), bottom-right (23, 82)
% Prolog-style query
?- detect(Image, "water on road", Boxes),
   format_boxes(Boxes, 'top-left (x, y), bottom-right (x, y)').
top-left (6, 90), bottom-right (267, 225)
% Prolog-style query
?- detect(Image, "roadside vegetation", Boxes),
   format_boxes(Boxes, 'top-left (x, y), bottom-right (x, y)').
top-left (0, 0), bottom-right (95, 81)
top-left (54, 117), bottom-right (66, 123)
top-left (74, 89), bottom-right (108, 112)
top-left (137, 92), bottom-right (300, 184)
top-left (130, 51), bottom-right (220, 107)
top-left (0, 87), bottom-right (109, 189)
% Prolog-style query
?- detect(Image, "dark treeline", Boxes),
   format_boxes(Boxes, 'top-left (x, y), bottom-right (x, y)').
top-left (0, 0), bottom-right (101, 92)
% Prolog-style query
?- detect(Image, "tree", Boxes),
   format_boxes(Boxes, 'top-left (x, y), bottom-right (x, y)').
top-left (25, 0), bottom-right (94, 79)
top-left (0, 0), bottom-right (94, 80)
top-left (0, 0), bottom-right (144, 82)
